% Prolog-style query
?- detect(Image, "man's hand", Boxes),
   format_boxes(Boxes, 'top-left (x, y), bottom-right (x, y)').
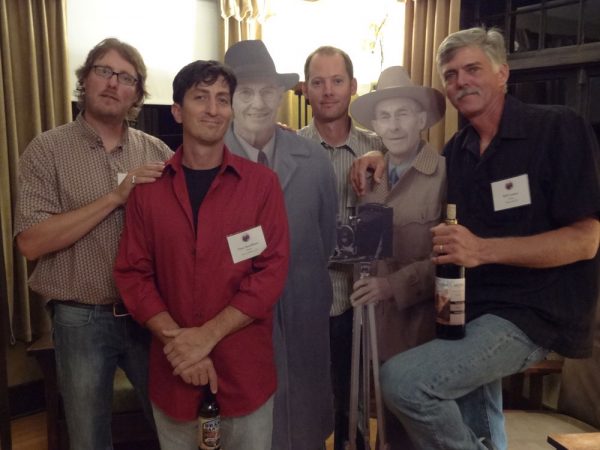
top-left (277, 122), bottom-right (295, 132)
top-left (162, 325), bottom-right (219, 376)
top-left (350, 151), bottom-right (385, 196)
top-left (112, 161), bottom-right (165, 205)
top-left (178, 356), bottom-right (218, 393)
top-left (431, 223), bottom-right (483, 268)
top-left (350, 276), bottom-right (393, 306)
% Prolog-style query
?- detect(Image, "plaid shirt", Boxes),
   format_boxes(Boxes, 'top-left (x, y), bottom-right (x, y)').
top-left (299, 120), bottom-right (384, 316)
top-left (14, 114), bottom-right (173, 304)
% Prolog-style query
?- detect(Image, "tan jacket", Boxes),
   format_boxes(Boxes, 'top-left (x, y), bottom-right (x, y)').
top-left (360, 142), bottom-right (446, 361)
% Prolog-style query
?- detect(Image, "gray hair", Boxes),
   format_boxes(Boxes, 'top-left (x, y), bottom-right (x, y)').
top-left (436, 27), bottom-right (507, 75)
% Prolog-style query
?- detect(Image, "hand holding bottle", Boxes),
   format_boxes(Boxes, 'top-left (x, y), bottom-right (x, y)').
top-left (434, 204), bottom-right (466, 340)
top-left (431, 222), bottom-right (485, 268)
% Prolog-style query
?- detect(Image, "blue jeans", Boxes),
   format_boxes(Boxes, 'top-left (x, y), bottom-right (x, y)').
top-left (53, 302), bottom-right (154, 450)
top-left (152, 395), bottom-right (274, 450)
top-left (380, 314), bottom-right (548, 450)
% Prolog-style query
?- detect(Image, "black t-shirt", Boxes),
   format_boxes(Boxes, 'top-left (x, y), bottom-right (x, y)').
top-left (182, 165), bottom-right (220, 232)
top-left (443, 95), bottom-right (600, 358)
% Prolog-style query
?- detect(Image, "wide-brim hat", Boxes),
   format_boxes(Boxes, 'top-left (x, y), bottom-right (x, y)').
top-left (224, 40), bottom-right (299, 91)
top-left (350, 66), bottom-right (445, 131)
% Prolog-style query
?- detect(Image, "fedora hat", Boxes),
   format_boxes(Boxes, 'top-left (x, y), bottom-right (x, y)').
top-left (350, 66), bottom-right (445, 131)
top-left (224, 40), bottom-right (299, 91)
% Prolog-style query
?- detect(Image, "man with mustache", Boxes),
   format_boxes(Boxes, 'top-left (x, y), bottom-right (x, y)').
top-left (352, 27), bottom-right (600, 450)
top-left (14, 38), bottom-right (173, 450)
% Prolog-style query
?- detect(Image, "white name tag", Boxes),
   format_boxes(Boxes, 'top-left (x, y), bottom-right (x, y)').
top-left (491, 174), bottom-right (531, 211)
top-left (227, 225), bottom-right (267, 263)
top-left (117, 172), bottom-right (127, 185)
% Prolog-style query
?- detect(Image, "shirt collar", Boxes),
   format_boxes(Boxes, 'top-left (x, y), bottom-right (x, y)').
top-left (165, 144), bottom-right (242, 178)
top-left (232, 127), bottom-right (276, 165)
top-left (305, 118), bottom-right (362, 157)
top-left (76, 112), bottom-right (130, 149)
top-left (496, 94), bottom-right (530, 140)
top-left (462, 94), bottom-right (529, 157)
top-left (386, 140), bottom-right (436, 177)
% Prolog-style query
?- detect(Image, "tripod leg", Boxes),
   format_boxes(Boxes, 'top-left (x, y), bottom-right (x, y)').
top-left (348, 305), bottom-right (363, 450)
top-left (362, 306), bottom-right (371, 450)
top-left (362, 305), bottom-right (371, 450)
top-left (368, 302), bottom-right (389, 449)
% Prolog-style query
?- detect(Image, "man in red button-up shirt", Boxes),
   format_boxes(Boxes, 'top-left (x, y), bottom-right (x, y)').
top-left (114, 60), bottom-right (289, 450)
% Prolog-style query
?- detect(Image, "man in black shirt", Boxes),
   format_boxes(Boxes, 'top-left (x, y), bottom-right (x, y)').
top-left (353, 27), bottom-right (600, 450)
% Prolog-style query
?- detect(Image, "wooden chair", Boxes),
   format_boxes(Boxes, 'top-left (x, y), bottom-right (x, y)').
top-left (504, 358), bottom-right (600, 450)
top-left (27, 333), bottom-right (158, 450)
top-left (504, 358), bottom-right (564, 410)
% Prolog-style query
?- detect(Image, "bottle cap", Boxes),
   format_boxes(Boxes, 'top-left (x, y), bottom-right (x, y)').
top-left (446, 204), bottom-right (457, 220)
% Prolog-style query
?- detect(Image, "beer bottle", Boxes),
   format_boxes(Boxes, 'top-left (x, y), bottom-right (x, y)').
top-left (435, 204), bottom-right (466, 339)
top-left (197, 386), bottom-right (221, 450)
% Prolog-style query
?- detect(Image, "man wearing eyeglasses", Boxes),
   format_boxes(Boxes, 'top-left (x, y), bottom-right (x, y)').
top-left (14, 38), bottom-right (172, 450)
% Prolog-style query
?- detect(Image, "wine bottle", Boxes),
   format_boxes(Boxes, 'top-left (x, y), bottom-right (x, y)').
top-left (435, 204), bottom-right (466, 340)
top-left (197, 387), bottom-right (221, 450)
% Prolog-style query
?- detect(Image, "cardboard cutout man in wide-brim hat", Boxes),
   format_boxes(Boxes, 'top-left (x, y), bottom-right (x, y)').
top-left (350, 66), bottom-right (445, 130)
top-left (224, 40), bottom-right (299, 90)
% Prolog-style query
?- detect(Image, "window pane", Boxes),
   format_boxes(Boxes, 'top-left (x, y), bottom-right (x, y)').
top-left (583, 1), bottom-right (600, 44)
top-left (588, 76), bottom-right (600, 145)
top-left (480, 3), bottom-right (504, 16)
top-left (513, 12), bottom-right (541, 51)
top-left (511, 0), bottom-right (542, 11)
top-left (480, 16), bottom-right (505, 33)
top-left (545, 4), bottom-right (580, 48)
top-left (507, 79), bottom-right (566, 105)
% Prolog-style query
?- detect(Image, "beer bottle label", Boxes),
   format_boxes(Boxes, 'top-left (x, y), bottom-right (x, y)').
top-left (198, 416), bottom-right (221, 449)
top-left (435, 276), bottom-right (465, 325)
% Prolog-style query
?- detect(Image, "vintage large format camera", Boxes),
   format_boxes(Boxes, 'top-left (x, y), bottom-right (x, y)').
top-left (331, 203), bottom-right (393, 263)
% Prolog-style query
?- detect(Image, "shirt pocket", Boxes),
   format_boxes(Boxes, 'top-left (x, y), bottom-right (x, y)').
top-left (393, 201), bottom-right (441, 260)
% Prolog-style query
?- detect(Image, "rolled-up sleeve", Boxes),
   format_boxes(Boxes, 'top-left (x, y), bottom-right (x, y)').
top-left (228, 173), bottom-right (290, 319)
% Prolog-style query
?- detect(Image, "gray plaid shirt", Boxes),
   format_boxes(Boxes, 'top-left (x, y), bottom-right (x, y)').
top-left (298, 120), bottom-right (384, 316)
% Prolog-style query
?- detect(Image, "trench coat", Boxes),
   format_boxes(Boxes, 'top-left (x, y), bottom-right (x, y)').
top-left (225, 126), bottom-right (338, 450)
top-left (359, 142), bottom-right (446, 449)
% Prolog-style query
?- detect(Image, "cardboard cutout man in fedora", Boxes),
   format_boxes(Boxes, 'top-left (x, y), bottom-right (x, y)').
top-left (224, 40), bottom-right (338, 450)
top-left (348, 66), bottom-right (446, 450)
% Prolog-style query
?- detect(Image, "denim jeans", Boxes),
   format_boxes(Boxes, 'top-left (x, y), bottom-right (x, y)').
top-left (380, 314), bottom-right (548, 450)
top-left (53, 302), bottom-right (153, 450)
top-left (152, 395), bottom-right (274, 450)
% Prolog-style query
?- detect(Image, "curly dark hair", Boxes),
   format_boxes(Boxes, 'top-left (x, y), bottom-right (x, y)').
top-left (172, 60), bottom-right (237, 105)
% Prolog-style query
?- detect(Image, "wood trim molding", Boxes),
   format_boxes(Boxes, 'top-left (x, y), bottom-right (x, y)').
top-left (508, 43), bottom-right (600, 71)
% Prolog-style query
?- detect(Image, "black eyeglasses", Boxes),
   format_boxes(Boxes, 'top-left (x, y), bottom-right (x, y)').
top-left (92, 65), bottom-right (138, 86)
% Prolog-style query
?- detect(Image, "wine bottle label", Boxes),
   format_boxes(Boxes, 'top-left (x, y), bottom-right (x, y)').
top-left (198, 416), bottom-right (221, 449)
top-left (435, 276), bottom-right (465, 325)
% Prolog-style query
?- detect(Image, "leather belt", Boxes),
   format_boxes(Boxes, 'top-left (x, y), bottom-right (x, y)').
top-left (57, 301), bottom-right (130, 318)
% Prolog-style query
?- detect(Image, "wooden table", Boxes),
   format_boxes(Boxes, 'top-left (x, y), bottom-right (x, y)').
top-left (548, 432), bottom-right (600, 449)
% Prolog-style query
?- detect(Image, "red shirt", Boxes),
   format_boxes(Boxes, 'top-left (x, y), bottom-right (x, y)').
top-left (114, 146), bottom-right (289, 420)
